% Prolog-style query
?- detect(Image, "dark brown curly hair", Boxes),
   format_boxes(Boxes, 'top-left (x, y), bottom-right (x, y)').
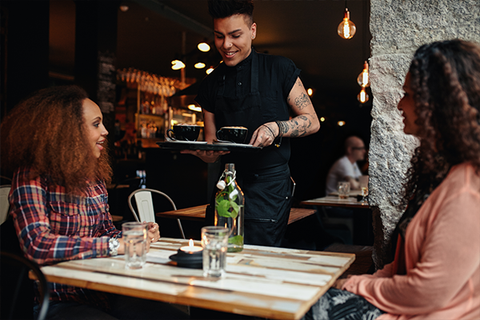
top-left (402, 39), bottom-right (480, 205)
top-left (0, 85), bottom-right (112, 194)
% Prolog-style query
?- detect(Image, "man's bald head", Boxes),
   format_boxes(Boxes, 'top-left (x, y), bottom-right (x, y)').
top-left (345, 136), bottom-right (366, 163)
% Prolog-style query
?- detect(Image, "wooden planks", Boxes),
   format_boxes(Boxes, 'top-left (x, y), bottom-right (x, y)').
top-left (287, 208), bottom-right (316, 224)
top-left (300, 196), bottom-right (370, 209)
top-left (156, 204), bottom-right (207, 220)
top-left (156, 206), bottom-right (317, 225)
top-left (38, 238), bottom-right (354, 320)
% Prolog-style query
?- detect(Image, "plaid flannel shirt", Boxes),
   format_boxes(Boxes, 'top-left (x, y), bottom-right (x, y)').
top-left (9, 167), bottom-right (122, 309)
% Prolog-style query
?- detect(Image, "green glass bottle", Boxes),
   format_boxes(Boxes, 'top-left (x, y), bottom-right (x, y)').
top-left (214, 163), bottom-right (244, 252)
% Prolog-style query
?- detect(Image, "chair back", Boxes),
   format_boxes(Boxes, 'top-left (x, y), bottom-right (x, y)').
top-left (127, 188), bottom-right (185, 238)
top-left (128, 188), bottom-right (177, 222)
top-left (0, 251), bottom-right (50, 320)
top-left (0, 185), bottom-right (11, 225)
top-left (132, 190), bottom-right (155, 222)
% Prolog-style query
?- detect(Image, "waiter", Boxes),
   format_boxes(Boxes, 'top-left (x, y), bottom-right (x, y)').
top-left (183, 0), bottom-right (320, 247)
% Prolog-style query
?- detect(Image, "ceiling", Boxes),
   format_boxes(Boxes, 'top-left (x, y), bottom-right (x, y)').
top-left (49, 0), bottom-right (372, 137)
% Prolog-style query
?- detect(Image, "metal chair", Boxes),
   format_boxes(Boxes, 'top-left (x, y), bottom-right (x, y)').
top-left (0, 251), bottom-right (50, 320)
top-left (0, 185), bottom-right (11, 225)
top-left (128, 188), bottom-right (185, 239)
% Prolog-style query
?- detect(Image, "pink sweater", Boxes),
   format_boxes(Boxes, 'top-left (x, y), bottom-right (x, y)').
top-left (343, 163), bottom-right (480, 320)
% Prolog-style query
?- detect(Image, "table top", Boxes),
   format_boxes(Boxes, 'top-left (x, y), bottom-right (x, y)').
top-left (156, 205), bottom-right (316, 225)
top-left (38, 238), bottom-right (354, 320)
top-left (300, 196), bottom-right (370, 209)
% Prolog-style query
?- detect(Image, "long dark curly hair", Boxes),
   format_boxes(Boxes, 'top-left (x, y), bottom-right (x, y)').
top-left (0, 85), bottom-right (112, 194)
top-left (402, 39), bottom-right (480, 207)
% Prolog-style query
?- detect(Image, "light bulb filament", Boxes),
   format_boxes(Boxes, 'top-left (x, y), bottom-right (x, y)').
top-left (343, 19), bottom-right (350, 39)
top-left (362, 71), bottom-right (368, 86)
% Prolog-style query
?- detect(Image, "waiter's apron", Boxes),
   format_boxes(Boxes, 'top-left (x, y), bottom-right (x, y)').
top-left (210, 52), bottom-right (293, 247)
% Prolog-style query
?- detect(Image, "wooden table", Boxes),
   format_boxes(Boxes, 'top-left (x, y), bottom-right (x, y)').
top-left (300, 196), bottom-right (373, 245)
top-left (157, 205), bottom-right (317, 225)
top-left (37, 238), bottom-right (354, 320)
top-left (300, 196), bottom-right (369, 209)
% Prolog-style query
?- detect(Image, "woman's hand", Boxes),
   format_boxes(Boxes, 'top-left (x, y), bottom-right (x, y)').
top-left (147, 222), bottom-right (160, 243)
top-left (180, 149), bottom-right (229, 163)
top-left (145, 222), bottom-right (160, 253)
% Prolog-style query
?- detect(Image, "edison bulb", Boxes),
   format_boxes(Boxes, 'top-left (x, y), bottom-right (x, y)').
top-left (337, 8), bottom-right (356, 40)
top-left (357, 62), bottom-right (370, 87)
top-left (357, 87), bottom-right (369, 103)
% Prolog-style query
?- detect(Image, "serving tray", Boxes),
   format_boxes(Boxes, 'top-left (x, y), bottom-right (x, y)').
top-left (157, 140), bottom-right (262, 152)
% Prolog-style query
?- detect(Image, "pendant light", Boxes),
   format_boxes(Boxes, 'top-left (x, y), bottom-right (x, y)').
top-left (357, 61), bottom-right (370, 88)
top-left (171, 59), bottom-right (185, 70)
top-left (197, 41), bottom-right (210, 52)
top-left (194, 62), bottom-right (206, 69)
top-left (206, 66), bottom-right (215, 75)
top-left (337, 6), bottom-right (356, 40)
top-left (357, 87), bottom-right (369, 103)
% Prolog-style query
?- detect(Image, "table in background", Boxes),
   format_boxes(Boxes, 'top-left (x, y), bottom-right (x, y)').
top-left (36, 238), bottom-right (354, 320)
top-left (157, 205), bottom-right (317, 225)
top-left (300, 196), bottom-right (372, 246)
top-left (300, 196), bottom-right (369, 209)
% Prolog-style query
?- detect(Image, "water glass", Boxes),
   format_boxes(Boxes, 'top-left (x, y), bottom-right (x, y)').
top-left (201, 226), bottom-right (229, 278)
top-left (123, 222), bottom-right (147, 269)
top-left (337, 181), bottom-right (351, 199)
top-left (359, 175), bottom-right (369, 197)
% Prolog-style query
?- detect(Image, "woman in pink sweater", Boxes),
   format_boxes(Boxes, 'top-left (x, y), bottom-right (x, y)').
top-left (305, 40), bottom-right (480, 320)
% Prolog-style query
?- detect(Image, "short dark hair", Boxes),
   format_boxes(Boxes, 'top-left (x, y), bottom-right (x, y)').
top-left (208, 0), bottom-right (254, 25)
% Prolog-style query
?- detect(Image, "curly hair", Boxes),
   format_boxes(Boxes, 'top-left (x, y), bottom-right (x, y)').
top-left (402, 39), bottom-right (480, 206)
top-left (0, 85), bottom-right (112, 194)
top-left (208, 0), bottom-right (254, 26)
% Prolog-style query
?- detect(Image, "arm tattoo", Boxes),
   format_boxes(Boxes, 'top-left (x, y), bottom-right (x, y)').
top-left (294, 93), bottom-right (310, 110)
top-left (279, 114), bottom-right (314, 138)
top-left (277, 121), bottom-right (288, 137)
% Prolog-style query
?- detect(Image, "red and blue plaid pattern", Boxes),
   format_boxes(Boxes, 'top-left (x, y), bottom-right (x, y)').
top-left (9, 167), bottom-right (122, 309)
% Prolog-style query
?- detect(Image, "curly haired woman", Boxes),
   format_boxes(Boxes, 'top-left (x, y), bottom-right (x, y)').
top-left (0, 86), bottom-right (188, 319)
top-left (304, 39), bottom-right (480, 320)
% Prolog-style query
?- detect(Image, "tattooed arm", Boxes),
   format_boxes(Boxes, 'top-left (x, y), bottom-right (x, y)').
top-left (249, 77), bottom-right (320, 147)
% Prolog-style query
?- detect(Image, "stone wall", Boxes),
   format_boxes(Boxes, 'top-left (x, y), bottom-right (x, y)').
top-left (368, 0), bottom-right (480, 268)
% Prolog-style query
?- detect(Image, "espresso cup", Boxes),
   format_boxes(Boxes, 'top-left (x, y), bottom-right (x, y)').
top-left (167, 124), bottom-right (201, 142)
top-left (216, 126), bottom-right (248, 144)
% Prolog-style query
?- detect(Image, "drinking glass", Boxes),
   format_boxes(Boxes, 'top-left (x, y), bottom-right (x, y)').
top-left (337, 181), bottom-right (351, 199)
top-left (123, 222), bottom-right (147, 269)
top-left (201, 226), bottom-right (229, 278)
top-left (359, 175), bottom-right (369, 197)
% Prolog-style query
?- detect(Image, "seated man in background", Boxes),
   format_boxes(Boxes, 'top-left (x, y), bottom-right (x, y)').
top-left (325, 136), bottom-right (366, 195)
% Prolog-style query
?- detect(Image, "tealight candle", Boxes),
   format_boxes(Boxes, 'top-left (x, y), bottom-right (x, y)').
top-left (180, 239), bottom-right (203, 253)
top-left (170, 239), bottom-right (203, 269)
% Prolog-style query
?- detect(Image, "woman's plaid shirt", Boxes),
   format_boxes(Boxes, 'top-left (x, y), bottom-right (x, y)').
top-left (9, 167), bottom-right (122, 309)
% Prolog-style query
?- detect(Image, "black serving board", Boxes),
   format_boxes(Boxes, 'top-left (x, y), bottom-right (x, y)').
top-left (157, 141), bottom-right (262, 152)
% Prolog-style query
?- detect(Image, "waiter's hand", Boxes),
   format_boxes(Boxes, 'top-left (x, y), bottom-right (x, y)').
top-left (250, 122), bottom-right (279, 147)
top-left (180, 149), bottom-right (230, 163)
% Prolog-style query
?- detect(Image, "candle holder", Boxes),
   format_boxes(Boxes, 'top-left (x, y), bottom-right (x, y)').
top-left (169, 240), bottom-right (203, 269)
